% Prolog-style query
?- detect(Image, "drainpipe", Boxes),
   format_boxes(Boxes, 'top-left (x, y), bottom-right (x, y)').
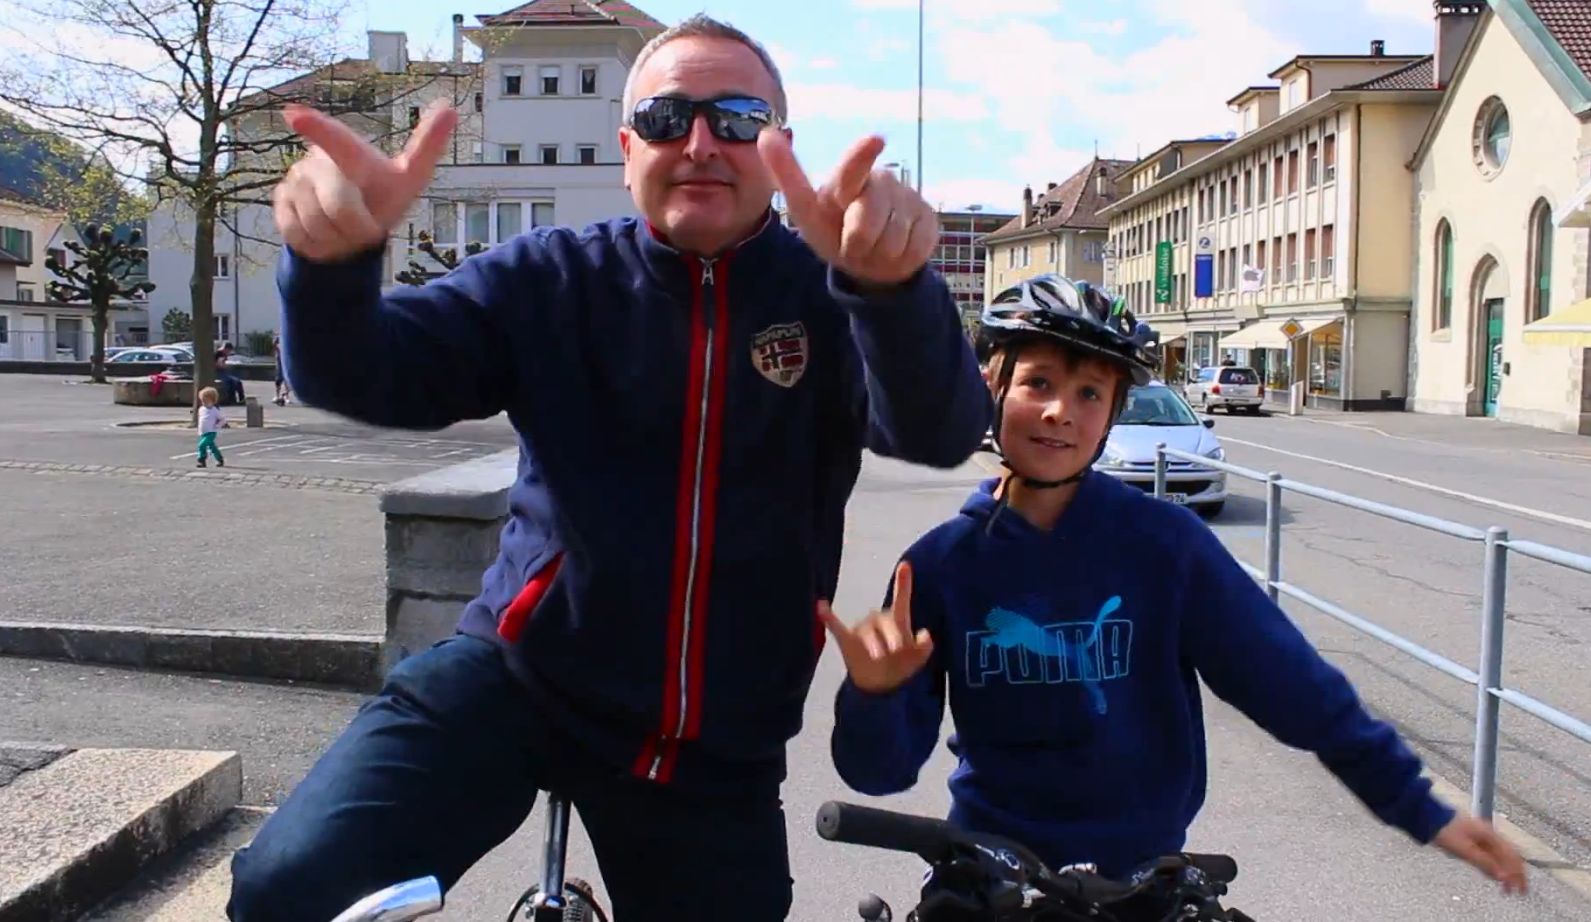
top-left (1349, 102), bottom-right (1364, 409)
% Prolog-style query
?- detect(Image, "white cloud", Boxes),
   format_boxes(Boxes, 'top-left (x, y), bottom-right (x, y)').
top-left (809, 57), bottom-right (840, 70)
top-left (1361, 0), bottom-right (1432, 24)
top-left (923, 135), bottom-right (1093, 212)
top-left (1080, 19), bottom-right (1129, 36)
top-left (785, 83), bottom-right (989, 124)
top-left (866, 36), bottom-right (911, 61)
top-left (762, 41), bottom-right (802, 75)
top-left (938, 0), bottom-right (1292, 160)
top-left (924, 177), bottom-right (1025, 213)
top-left (853, 0), bottom-right (1065, 17)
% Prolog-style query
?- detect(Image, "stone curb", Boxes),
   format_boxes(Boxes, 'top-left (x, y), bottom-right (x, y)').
top-left (0, 748), bottom-right (241, 922)
top-left (0, 621), bottom-right (383, 691)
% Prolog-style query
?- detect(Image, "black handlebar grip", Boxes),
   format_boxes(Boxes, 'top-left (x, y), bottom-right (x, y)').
top-left (1186, 852), bottom-right (1238, 883)
top-left (816, 801), bottom-right (955, 859)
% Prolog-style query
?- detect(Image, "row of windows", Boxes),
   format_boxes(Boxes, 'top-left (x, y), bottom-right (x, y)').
top-left (1001, 239), bottom-right (1107, 268)
top-left (1112, 207), bottom-right (1190, 258)
top-left (1121, 275), bottom-right (1188, 315)
top-left (499, 143), bottom-right (599, 165)
top-left (1113, 114), bottom-right (1342, 244)
top-left (1119, 225), bottom-right (1339, 292)
top-left (429, 200), bottom-right (556, 248)
top-left (1194, 135), bottom-right (1336, 225)
top-left (1432, 200), bottom-right (1554, 331)
top-left (501, 63), bottom-right (600, 98)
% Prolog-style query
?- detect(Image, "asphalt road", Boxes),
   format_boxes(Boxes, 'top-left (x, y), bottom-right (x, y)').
top-left (9, 450), bottom-right (1589, 920)
top-left (0, 372), bottom-right (515, 635)
top-left (1198, 408), bottom-right (1591, 872)
top-left (0, 374), bottom-right (517, 483)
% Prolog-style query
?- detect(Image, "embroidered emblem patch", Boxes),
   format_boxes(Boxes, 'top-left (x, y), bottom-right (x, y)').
top-left (750, 321), bottom-right (808, 388)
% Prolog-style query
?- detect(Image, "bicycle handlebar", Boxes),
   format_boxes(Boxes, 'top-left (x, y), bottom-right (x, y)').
top-left (815, 800), bottom-right (960, 861)
top-left (817, 800), bottom-right (1247, 922)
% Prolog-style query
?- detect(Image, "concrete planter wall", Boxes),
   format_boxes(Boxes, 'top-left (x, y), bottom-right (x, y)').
top-left (377, 449), bottom-right (518, 673)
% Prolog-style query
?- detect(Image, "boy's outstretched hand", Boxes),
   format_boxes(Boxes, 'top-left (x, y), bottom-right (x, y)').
top-left (1433, 813), bottom-right (1528, 895)
top-left (819, 561), bottom-right (934, 694)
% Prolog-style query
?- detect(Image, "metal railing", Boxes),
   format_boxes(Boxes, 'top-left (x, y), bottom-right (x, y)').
top-left (1154, 444), bottom-right (1591, 820)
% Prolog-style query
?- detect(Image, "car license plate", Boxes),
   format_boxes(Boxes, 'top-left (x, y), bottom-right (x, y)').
top-left (1225, 386), bottom-right (1257, 397)
top-left (1166, 493), bottom-right (1188, 504)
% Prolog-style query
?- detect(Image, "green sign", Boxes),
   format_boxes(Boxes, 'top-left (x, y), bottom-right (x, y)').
top-left (1155, 241), bottom-right (1173, 305)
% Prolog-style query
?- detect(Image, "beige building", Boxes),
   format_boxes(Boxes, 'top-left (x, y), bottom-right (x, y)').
top-left (1093, 139), bottom-right (1227, 383)
top-left (1101, 31), bottom-right (1454, 408)
top-left (981, 158), bottom-right (1133, 301)
top-left (1409, 0), bottom-right (1591, 433)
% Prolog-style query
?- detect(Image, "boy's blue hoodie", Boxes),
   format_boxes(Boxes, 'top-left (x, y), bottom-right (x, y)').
top-left (832, 472), bottom-right (1453, 877)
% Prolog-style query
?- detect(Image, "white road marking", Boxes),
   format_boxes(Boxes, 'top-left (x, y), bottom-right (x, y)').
top-left (1220, 436), bottom-right (1591, 533)
top-left (165, 433), bottom-right (302, 460)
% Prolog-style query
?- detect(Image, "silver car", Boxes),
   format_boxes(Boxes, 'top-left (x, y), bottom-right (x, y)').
top-left (1185, 365), bottom-right (1265, 414)
top-left (1096, 381), bottom-right (1228, 516)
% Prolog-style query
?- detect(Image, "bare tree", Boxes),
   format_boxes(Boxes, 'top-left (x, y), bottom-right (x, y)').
top-left (0, 0), bottom-right (480, 401)
top-left (46, 224), bottom-right (156, 382)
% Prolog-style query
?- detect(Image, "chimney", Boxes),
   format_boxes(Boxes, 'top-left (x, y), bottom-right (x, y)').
top-left (1434, 2), bottom-right (1484, 89)
top-left (368, 31), bottom-right (409, 74)
top-left (452, 13), bottom-right (464, 63)
top-left (1370, 39), bottom-right (1385, 56)
top-left (1021, 186), bottom-right (1033, 228)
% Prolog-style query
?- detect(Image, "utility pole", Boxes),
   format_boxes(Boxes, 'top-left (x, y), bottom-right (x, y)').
top-left (917, 0), bottom-right (924, 194)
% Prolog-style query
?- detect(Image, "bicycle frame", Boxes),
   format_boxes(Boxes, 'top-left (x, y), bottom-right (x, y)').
top-left (330, 793), bottom-right (586, 922)
top-left (525, 794), bottom-right (575, 921)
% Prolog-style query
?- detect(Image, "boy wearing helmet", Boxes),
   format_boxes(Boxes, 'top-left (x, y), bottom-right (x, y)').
top-left (823, 273), bottom-right (1527, 897)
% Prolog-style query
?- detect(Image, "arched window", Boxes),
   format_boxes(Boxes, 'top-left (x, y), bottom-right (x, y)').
top-left (1435, 220), bottom-right (1454, 331)
top-left (1527, 199), bottom-right (1554, 322)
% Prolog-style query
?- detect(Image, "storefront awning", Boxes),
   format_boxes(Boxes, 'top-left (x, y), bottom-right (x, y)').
top-left (1219, 319), bottom-right (1290, 351)
top-left (1292, 315), bottom-right (1342, 337)
top-left (1522, 297), bottom-right (1591, 345)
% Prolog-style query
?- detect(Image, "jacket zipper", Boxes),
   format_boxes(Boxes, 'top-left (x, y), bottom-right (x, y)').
top-left (650, 257), bottom-right (718, 780)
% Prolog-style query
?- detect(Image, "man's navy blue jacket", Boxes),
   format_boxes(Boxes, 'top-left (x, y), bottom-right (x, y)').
top-left (279, 212), bottom-right (991, 787)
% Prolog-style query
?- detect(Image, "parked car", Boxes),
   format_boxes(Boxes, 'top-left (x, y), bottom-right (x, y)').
top-left (1096, 381), bottom-right (1227, 517)
top-left (106, 347), bottom-right (193, 364)
top-left (1185, 365), bottom-right (1264, 414)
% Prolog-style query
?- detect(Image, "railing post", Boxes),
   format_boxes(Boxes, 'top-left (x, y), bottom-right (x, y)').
top-left (1154, 443), bottom-right (1167, 500)
top-left (1264, 472), bottom-right (1282, 603)
top-left (1471, 526), bottom-right (1509, 820)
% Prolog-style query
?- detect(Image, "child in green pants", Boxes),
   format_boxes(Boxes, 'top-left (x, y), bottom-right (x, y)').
top-left (197, 386), bottom-right (227, 468)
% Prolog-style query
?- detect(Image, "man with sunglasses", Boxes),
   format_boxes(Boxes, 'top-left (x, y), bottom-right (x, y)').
top-left (229, 13), bottom-right (989, 922)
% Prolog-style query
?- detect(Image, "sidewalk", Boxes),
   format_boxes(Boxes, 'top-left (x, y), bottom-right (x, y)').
top-left (1182, 695), bottom-right (1590, 920)
top-left (64, 686), bottom-right (1591, 921)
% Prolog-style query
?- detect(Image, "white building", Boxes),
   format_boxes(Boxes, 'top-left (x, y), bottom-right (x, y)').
top-left (1408, 0), bottom-right (1591, 433)
top-left (146, 0), bottom-right (665, 348)
top-left (0, 192), bottom-right (149, 360)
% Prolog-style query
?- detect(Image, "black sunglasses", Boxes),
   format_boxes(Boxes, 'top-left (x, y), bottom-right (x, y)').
top-left (629, 95), bottom-right (778, 143)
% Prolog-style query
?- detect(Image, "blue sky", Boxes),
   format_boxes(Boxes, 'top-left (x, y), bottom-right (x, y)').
top-left (8, 0), bottom-right (1436, 213)
top-left (354, 0), bottom-right (1436, 212)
